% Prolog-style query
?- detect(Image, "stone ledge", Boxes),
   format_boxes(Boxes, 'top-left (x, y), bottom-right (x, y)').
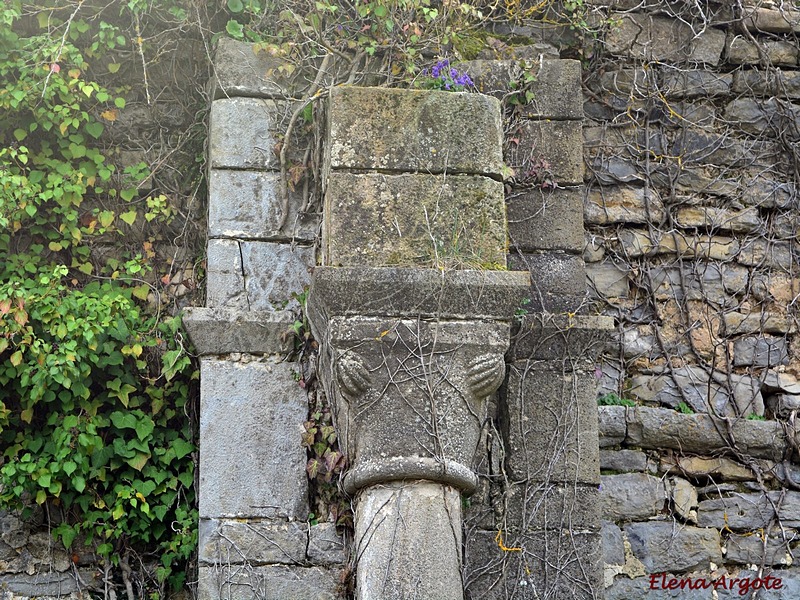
top-left (183, 307), bottom-right (294, 355)
top-left (198, 565), bottom-right (339, 600)
top-left (198, 518), bottom-right (308, 565)
top-left (307, 267), bottom-right (530, 323)
top-left (509, 312), bottom-right (615, 362)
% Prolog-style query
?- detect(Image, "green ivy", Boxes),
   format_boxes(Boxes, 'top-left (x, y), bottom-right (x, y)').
top-left (0, 1), bottom-right (197, 590)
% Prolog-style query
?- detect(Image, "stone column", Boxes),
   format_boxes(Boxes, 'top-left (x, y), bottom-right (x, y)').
top-left (308, 86), bottom-right (531, 600)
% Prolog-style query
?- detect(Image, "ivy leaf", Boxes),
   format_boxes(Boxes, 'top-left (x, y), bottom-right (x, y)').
top-left (227, 0), bottom-right (244, 13)
top-left (119, 210), bottom-right (137, 226)
top-left (108, 62), bottom-right (121, 73)
top-left (13, 128), bottom-right (26, 141)
top-left (10, 351), bottom-right (23, 366)
top-left (125, 451), bottom-right (150, 471)
top-left (84, 122), bottom-right (104, 139)
top-left (306, 457), bottom-right (321, 479)
top-left (172, 439), bottom-right (193, 460)
top-left (226, 19), bottom-right (244, 38)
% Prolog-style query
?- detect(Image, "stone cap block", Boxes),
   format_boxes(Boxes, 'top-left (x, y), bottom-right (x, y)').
top-left (183, 307), bottom-right (294, 355)
top-left (307, 267), bottom-right (530, 324)
top-left (509, 312), bottom-right (614, 362)
top-left (198, 518), bottom-right (307, 565)
top-left (505, 119), bottom-right (584, 185)
top-left (507, 186), bottom-right (585, 253)
top-left (326, 86), bottom-right (503, 177)
top-left (515, 59), bottom-right (583, 120)
top-left (324, 172), bottom-right (506, 268)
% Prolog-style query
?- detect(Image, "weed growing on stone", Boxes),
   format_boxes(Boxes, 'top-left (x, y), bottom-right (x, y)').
top-left (597, 393), bottom-right (636, 407)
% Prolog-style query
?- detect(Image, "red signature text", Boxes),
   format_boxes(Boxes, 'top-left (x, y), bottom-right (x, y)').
top-left (649, 573), bottom-right (783, 596)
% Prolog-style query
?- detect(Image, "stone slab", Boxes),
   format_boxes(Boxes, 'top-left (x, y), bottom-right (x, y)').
top-left (324, 172), bottom-right (506, 268)
top-left (600, 449), bottom-right (648, 472)
top-left (698, 491), bottom-right (800, 530)
top-left (586, 260), bottom-right (629, 300)
top-left (602, 520), bottom-right (625, 566)
top-left (241, 242), bottom-right (314, 311)
top-left (509, 313), bottom-right (614, 362)
top-left (209, 97), bottom-right (308, 169)
top-left (624, 521), bottom-right (722, 573)
top-left (584, 185), bottom-right (664, 225)
top-left (726, 533), bottom-right (793, 566)
top-left (624, 406), bottom-right (785, 459)
top-left (206, 238), bottom-right (247, 310)
top-left (600, 473), bottom-right (667, 521)
top-left (728, 37), bottom-right (799, 66)
top-left (199, 357), bottom-right (308, 519)
top-left (515, 59), bottom-right (584, 120)
top-left (464, 529), bottom-right (602, 599)
top-left (208, 169), bottom-right (318, 241)
top-left (508, 251), bottom-right (587, 301)
top-left (503, 361), bottom-right (600, 484)
top-left (507, 186), bottom-right (585, 253)
top-left (733, 334), bottom-right (789, 367)
top-left (307, 267), bottom-right (530, 323)
top-left (307, 523), bottom-right (346, 566)
top-left (598, 405), bottom-right (626, 447)
top-left (198, 565), bottom-right (338, 600)
top-left (198, 518), bottom-right (308, 565)
top-left (507, 119), bottom-right (584, 185)
top-left (183, 307), bottom-right (294, 355)
top-left (0, 571), bottom-right (100, 596)
top-left (326, 86), bottom-right (503, 176)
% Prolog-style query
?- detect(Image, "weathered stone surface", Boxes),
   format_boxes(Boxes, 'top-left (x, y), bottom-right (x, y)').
top-left (587, 260), bottom-right (629, 300)
top-left (661, 69), bottom-right (732, 98)
top-left (585, 186), bottom-right (664, 225)
top-left (506, 482), bottom-right (600, 532)
top-left (671, 477), bottom-right (698, 522)
top-left (355, 482), bottom-right (463, 600)
top-left (624, 406), bottom-right (785, 459)
top-left (661, 455), bottom-right (754, 482)
top-left (733, 334), bottom-right (789, 367)
top-left (199, 357), bottom-right (308, 519)
top-left (674, 205), bottom-right (761, 233)
top-left (307, 523), bottom-right (346, 566)
top-left (464, 529), bottom-right (602, 600)
top-left (726, 98), bottom-right (800, 137)
top-left (510, 313), bottom-right (614, 362)
top-left (0, 571), bottom-right (100, 596)
top-left (602, 520), bottom-right (625, 565)
top-left (647, 262), bottom-right (748, 304)
top-left (509, 251), bottom-right (587, 301)
top-left (741, 171), bottom-right (798, 208)
top-left (605, 575), bottom-right (707, 599)
top-left (728, 37), bottom-right (799, 66)
top-left (605, 13), bottom-right (725, 65)
top-left (624, 522), bottom-right (721, 573)
top-left (515, 59), bottom-right (584, 120)
top-left (600, 473), bottom-right (667, 520)
top-left (600, 449), bottom-right (648, 472)
top-left (504, 362), bottom-right (600, 484)
top-left (737, 238), bottom-right (797, 270)
top-left (768, 394), bottom-right (800, 417)
top-left (198, 518), bottom-right (307, 565)
top-left (206, 239), bottom-right (247, 310)
top-left (308, 267), bottom-right (530, 322)
top-left (598, 405), bottom-right (627, 448)
top-left (240, 242), bottom-right (314, 311)
top-left (208, 170), bottom-right (318, 241)
top-left (716, 568), bottom-right (800, 599)
top-left (198, 565), bottom-right (339, 600)
top-left (618, 229), bottom-right (739, 259)
top-left (763, 370), bottom-right (800, 395)
top-left (698, 492), bottom-right (800, 530)
top-left (726, 534), bottom-right (793, 566)
top-left (327, 86), bottom-right (503, 176)
top-left (209, 98), bottom-right (306, 169)
top-left (324, 172), bottom-right (506, 268)
top-left (743, 6), bottom-right (800, 33)
top-left (182, 307), bottom-right (294, 355)
top-left (724, 311), bottom-right (792, 335)
top-left (584, 234), bottom-right (604, 263)
top-left (507, 186), bottom-right (584, 252)
top-left (509, 119), bottom-right (584, 185)
top-left (734, 69), bottom-right (800, 99)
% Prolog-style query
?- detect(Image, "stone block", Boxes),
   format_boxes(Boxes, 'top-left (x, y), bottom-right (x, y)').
top-left (0, 571), bottom-right (100, 596)
top-left (737, 239), bottom-right (797, 270)
top-left (726, 534), bottom-right (793, 566)
top-left (600, 473), bottom-right (667, 521)
top-left (733, 334), bottom-right (789, 367)
top-left (728, 37), bottom-right (799, 66)
top-left (598, 405), bottom-right (627, 448)
top-left (741, 172), bottom-right (798, 209)
top-left (326, 86), bottom-right (503, 176)
top-left (509, 313), bottom-right (614, 362)
top-left (716, 568), bottom-right (799, 599)
top-left (624, 407), bottom-right (786, 460)
top-left (600, 449), bottom-right (647, 472)
top-left (618, 229), bottom-right (739, 260)
top-left (199, 357), bottom-right (308, 519)
top-left (464, 529), bottom-right (602, 600)
top-left (182, 307), bottom-right (294, 355)
top-left (661, 69), bottom-right (732, 99)
top-left (507, 186), bottom-right (584, 253)
top-left (198, 565), bottom-right (339, 600)
top-left (198, 518), bottom-right (307, 565)
top-left (698, 492), bottom-right (800, 530)
top-left (605, 13), bottom-right (725, 65)
top-left (670, 130), bottom-right (773, 170)
top-left (743, 6), bottom-right (800, 33)
top-left (734, 69), bottom-right (800, 99)
top-left (206, 239), bottom-right (247, 310)
top-left (624, 521), bottom-right (721, 573)
top-left (515, 59), bottom-right (584, 120)
top-left (208, 170), bottom-right (319, 241)
top-left (724, 311), bottom-right (792, 335)
top-left (661, 455), bottom-right (754, 482)
top-left (648, 262), bottom-right (748, 304)
top-left (584, 185), bottom-right (664, 225)
top-left (324, 172), bottom-right (506, 268)
top-left (726, 98), bottom-right (800, 137)
top-left (506, 482), bottom-right (600, 532)
top-left (503, 361), bottom-right (600, 484)
top-left (307, 267), bottom-right (530, 323)
top-left (209, 98), bottom-right (308, 169)
top-left (507, 119), bottom-right (584, 185)
top-left (240, 242), bottom-right (314, 311)
top-left (509, 251), bottom-right (587, 300)
top-left (586, 260), bottom-right (629, 300)
top-left (768, 394), bottom-right (800, 418)
top-left (307, 523), bottom-right (346, 565)
top-left (602, 520), bottom-right (625, 565)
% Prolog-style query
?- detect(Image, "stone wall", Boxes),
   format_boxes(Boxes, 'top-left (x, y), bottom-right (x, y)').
top-left (577, 0), bottom-right (800, 597)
